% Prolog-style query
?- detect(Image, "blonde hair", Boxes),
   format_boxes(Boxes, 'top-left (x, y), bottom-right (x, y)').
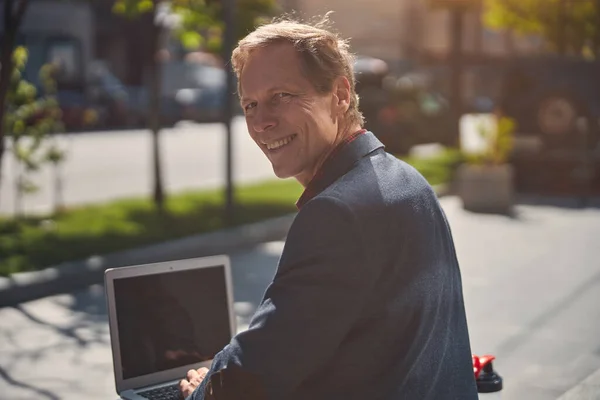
top-left (231, 15), bottom-right (364, 127)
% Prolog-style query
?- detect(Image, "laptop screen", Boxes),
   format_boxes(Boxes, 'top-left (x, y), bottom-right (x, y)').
top-left (113, 265), bottom-right (232, 380)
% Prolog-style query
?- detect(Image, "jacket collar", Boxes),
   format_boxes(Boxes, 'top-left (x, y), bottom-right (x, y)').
top-left (296, 131), bottom-right (384, 209)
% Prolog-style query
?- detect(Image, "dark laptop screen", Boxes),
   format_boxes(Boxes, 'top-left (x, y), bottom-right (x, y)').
top-left (113, 265), bottom-right (231, 380)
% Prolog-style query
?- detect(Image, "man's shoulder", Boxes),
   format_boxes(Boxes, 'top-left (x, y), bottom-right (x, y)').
top-left (293, 194), bottom-right (355, 227)
top-left (292, 150), bottom-right (439, 241)
top-left (317, 150), bottom-right (433, 209)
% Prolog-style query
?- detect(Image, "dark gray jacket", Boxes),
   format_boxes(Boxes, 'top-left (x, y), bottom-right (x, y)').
top-left (191, 132), bottom-right (478, 400)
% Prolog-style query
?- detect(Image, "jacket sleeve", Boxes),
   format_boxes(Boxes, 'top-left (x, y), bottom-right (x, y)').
top-left (190, 196), bottom-right (377, 399)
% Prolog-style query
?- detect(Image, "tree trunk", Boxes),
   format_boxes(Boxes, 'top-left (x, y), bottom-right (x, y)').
top-left (13, 148), bottom-right (22, 217)
top-left (223, 0), bottom-right (236, 225)
top-left (53, 162), bottom-right (64, 213)
top-left (557, 0), bottom-right (567, 55)
top-left (145, 11), bottom-right (165, 211)
top-left (0, 0), bottom-right (28, 210)
top-left (596, 0), bottom-right (600, 58)
top-left (449, 7), bottom-right (464, 148)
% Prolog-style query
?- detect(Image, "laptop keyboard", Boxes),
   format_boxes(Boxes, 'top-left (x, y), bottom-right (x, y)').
top-left (138, 383), bottom-right (183, 400)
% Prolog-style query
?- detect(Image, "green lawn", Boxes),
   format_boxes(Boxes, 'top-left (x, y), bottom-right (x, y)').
top-left (0, 149), bottom-right (461, 276)
top-left (0, 179), bottom-right (304, 276)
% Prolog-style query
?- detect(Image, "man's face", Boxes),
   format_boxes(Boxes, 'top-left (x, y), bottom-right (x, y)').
top-left (240, 43), bottom-right (342, 186)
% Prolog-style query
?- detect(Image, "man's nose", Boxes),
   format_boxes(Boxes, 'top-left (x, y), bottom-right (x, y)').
top-left (252, 106), bottom-right (277, 133)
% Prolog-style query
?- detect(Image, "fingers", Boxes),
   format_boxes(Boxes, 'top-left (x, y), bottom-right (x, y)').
top-left (179, 379), bottom-right (193, 398)
top-left (197, 367), bottom-right (209, 380)
top-left (186, 368), bottom-right (200, 383)
top-left (179, 367), bottom-right (210, 398)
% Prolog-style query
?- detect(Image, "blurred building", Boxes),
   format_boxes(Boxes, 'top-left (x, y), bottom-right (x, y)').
top-left (3, 0), bottom-right (547, 84)
top-left (0, 0), bottom-right (95, 89)
top-left (1, 0), bottom-right (184, 86)
top-left (280, 0), bottom-right (545, 70)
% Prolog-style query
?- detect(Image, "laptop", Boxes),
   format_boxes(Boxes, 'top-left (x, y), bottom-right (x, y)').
top-left (105, 255), bottom-right (236, 400)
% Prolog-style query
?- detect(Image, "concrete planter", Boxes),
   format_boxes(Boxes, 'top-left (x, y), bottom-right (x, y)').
top-left (456, 163), bottom-right (515, 213)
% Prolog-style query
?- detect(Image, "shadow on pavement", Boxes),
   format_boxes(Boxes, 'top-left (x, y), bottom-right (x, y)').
top-left (0, 285), bottom-right (109, 399)
top-left (16, 301), bottom-right (106, 348)
top-left (0, 365), bottom-right (61, 400)
top-left (229, 242), bottom-right (282, 328)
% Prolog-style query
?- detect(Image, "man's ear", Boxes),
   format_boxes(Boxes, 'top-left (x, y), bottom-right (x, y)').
top-left (332, 76), bottom-right (351, 114)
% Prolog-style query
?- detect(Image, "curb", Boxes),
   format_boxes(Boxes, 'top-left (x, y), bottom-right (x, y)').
top-left (0, 213), bottom-right (297, 307)
top-left (0, 184), bottom-right (450, 308)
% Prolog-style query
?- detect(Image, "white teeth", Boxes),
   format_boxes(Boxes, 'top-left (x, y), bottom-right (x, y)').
top-left (266, 135), bottom-right (294, 150)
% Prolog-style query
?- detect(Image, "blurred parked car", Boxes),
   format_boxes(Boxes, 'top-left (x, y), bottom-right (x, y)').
top-left (87, 61), bottom-right (132, 128)
top-left (124, 58), bottom-right (239, 127)
top-left (355, 56), bottom-right (454, 155)
top-left (168, 60), bottom-right (228, 123)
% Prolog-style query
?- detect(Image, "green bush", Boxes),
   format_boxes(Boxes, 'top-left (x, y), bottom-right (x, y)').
top-left (401, 148), bottom-right (464, 186)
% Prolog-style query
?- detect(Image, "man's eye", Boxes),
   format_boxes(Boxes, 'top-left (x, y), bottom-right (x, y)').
top-left (244, 102), bottom-right (257, 111)
top-left (271, 93), bottom-right (293, 106)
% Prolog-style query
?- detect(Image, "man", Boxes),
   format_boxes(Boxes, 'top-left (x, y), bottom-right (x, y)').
top-left (180, 18), bottom-right (478, 400)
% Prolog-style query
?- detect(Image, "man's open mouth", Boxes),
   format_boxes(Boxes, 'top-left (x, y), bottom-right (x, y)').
top-left (266, 134), bottom-right (297, 151)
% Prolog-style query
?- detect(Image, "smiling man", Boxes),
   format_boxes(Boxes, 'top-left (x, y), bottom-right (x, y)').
top-left (180, 18), bottom-right (478, 400)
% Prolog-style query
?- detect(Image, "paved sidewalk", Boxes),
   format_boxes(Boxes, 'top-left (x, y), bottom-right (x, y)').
top-left (1, 195), bottom-right (600, 399)
top-left (451, 195), bottom-right (600, 399)
top-left (558, 368), bottom-right (600, 400)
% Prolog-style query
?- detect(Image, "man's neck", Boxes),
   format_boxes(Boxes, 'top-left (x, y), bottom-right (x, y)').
top-left (334, 123), bottom-right (363, 147)
top-left (295, 124), bottom-right (364, 187)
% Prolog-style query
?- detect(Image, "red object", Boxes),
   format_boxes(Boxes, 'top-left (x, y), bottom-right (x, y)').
top-left (472, 354), bottom-right (496, 379)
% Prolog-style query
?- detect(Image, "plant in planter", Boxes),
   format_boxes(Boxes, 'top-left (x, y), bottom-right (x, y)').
top-left (456, 115), bottom-right (516, 213)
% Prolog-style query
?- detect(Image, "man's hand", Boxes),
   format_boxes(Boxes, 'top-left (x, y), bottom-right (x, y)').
top-left (179, 367), bottom-right (209, 398)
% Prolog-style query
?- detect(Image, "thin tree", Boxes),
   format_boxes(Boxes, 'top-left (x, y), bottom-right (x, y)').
top-left (0, 0), bottom-right (30, 209)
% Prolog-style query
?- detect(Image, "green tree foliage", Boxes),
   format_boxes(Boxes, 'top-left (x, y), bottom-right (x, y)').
top-left (112, 0), bottom-right (278, 52)
top-left (484, 0), bottom-right (600, 57)
top-left (0, 0), bottom-right (30, 210)
top-left (5, 47), bottom-right (65, 216)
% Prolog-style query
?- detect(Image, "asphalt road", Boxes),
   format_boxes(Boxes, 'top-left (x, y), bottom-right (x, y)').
top-left (1, 196), bottom-right (600, 399)
top-left (0, 117), bottom-right (274, 216)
